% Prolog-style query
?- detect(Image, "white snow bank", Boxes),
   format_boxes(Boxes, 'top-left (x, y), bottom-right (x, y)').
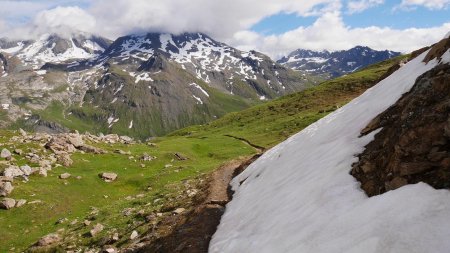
top-left (189, 83), bottom-right (209, 97)
top-left (210, 49), bottom-right (450, 253)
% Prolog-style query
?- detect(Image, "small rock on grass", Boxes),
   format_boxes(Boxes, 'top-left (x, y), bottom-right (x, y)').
top-left (99, 173), bottom-right (117, 182)
top-left (59, 173), bottom-right (71, 179)
top-left (0, 198), bottom-right (16, 209)
top-left (130, 230), bottom-right (138, 240)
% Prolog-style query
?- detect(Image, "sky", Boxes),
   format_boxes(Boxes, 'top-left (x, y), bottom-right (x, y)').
top-left (0, 0), bottom-right (449, 59)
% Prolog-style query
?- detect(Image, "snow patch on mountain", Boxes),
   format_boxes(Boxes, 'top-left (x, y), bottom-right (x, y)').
top-left (211, 49), bottom-right (450, 253)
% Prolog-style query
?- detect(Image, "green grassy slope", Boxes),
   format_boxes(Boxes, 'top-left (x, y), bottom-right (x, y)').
top-left (0, 55), bottom-right (406, 251)
top-left (171, 55), bottom-right (408, 148)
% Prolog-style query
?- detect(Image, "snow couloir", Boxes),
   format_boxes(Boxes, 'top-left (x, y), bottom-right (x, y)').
top-left (210, 47), bottom-right (450, 252)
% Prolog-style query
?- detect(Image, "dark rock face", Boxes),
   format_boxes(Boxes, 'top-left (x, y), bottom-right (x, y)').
top-left (351, 63), bottom-right (450, 197)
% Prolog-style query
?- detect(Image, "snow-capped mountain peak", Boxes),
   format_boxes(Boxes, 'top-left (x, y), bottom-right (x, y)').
top-left (0, 33), bottom-right (111, 69)
top-left (278, 46), bottom-right (401, 79)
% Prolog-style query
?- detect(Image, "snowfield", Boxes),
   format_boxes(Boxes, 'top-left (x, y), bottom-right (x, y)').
top-left (210, 49), bottom-right (450, 253)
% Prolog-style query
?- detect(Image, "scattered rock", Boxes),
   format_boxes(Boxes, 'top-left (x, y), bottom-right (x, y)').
top-left (1, 148), bottom-right (11, 159)
top-left (15, 199), bottom-right (27, 207)
top-left (19, 128), bottom-right (27, 137)
top-left (56, 217), bottom-right (68, 224)
top-left (130, 230), bottom-right (139, 240)
top-left (0, 198), bottom-right (16, 209)
top-left (59, 173), bottom-right (71, 179)
top-left (57, 153), bottom-right (73, 167)
top-left (173, 208), bottom-right (185, 215)
top-left (0, 182), bottom-right (13, 196)
top-left (84, 220), bottom-right (91, 226)
top-left (111, 233), bottom-right (120, 242)
top-left (90, 223), bottom-right (104, 237)
top-left (99, 173), bottom-right (117, 182)
top-left (140, 153), bottom-right (155, 161)
top-left (102, 246), bottom-right (118, 253)
top-left (37, 233), bottom-right (61, 246)
top-left (19, 165), bottom-right (33, 176)
top-left (3, 165), bottom-right (23, 178)
top-left (13, 149), bottom-right (23, 155)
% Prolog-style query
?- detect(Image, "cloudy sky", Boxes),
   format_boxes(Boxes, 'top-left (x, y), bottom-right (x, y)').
top-left (0, 0), bottom-right (449, 58)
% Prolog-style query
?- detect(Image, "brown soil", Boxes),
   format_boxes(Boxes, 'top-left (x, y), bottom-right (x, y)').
top-left (351, 63), bottom-right (450, 197)
top-left (127, 154), bottom-right (261, 253)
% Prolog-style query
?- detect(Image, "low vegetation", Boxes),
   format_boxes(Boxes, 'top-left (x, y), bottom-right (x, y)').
top-left (0, 55), bottom-right (406, 251)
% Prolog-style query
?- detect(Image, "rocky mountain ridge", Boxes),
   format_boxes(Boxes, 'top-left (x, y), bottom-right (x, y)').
top-left (0, 32), bottom-right (316, 138)
top-left (278, 46), bottom-right (401, 79)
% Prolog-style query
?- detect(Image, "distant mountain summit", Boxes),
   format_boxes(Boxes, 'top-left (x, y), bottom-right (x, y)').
top-left (278, 46), bottom-right (401, 79)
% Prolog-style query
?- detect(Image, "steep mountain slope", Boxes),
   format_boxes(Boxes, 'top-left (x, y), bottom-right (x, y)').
top-left (172, 55), bottom-right (409, 148)
top-left (0, 32), bottom-right (318, 138)
top-left (0, 46), bottom-right (406, 253)
top-left (211, 39), bottom-right (450, 252)
top-left (278, 46), bottom-right (400, 79)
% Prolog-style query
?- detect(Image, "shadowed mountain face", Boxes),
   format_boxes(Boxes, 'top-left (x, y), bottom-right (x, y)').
top-left (0, 32), bottom-right (317, 138)
top-left (278, 46), bottom-right (401, 79)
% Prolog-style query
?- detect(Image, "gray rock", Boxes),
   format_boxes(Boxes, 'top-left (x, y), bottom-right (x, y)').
top-left (19, 165), bottom-right (33, 176)
top-left (37, 233), bottom-right (60, 246)
top-left (59, 173), bottom-right (71, 179)
top-left (0, 182), bottom-right (13, 196)
top-left (100, 173), bottom-right (117, 182)
top-left (15, 199), bottom-right (27, 207)
top-left (130, 230), bottom-right (138, 240)
top-left (0, 198), bottom-right (16, 209)
top-left (3, 166), bottom-right (24, 178)
top-left (1, 148), bottom-right (11, 159)
top-left (90, 223), bottom-right (104, 237)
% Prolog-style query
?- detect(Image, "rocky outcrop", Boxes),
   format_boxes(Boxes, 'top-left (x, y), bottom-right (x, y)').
top-left (351, 63), bottom-right (450, 196)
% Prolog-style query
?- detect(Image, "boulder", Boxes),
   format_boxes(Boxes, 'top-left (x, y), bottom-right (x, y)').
top-left (15, 199), bottom-right (27, 207)
top-left (0, 198), bottom-right (16, 209)
top-left (90, 223), bottom-right (104, 237)
top-left (99, 173), bottom-right (117, 182)
top-left (3, 166), bottom-right (24, 178)
top-left (37, 233), bottom-right (60, 246)
top-left (0, 182), bottom-right (14, 196)
top-left (59, 173), bottom-right (71, 179)
top-left (57, 153), bottom-right (73, 167)
top-left (67, 134), bottom-right (84, 148)
top-left (19, 165), bottom-right (33, 176)
top-left (1, 148), bottom-right (11, 159)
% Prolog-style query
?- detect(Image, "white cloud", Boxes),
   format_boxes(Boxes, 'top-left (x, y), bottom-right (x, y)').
top-left (0, 6), bottom-right (96, 40)
top-left (399, 0), bottom-right (450, 9)
top-left (230, 11), bottom-right (450, 58)
top-left (347, 0), bottom-right (384, 13)
top-left (86, 0), bottom-right (339, 40)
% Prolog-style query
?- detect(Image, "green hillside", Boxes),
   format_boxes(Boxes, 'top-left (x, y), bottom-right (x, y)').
top-left (0, 55), bottom-right (406, 252)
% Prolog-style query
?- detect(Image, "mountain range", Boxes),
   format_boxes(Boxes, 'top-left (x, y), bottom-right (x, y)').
top-left (0, 32), bottom-right (318, 138)
top-left (278, 46), bottom-right (401, 79)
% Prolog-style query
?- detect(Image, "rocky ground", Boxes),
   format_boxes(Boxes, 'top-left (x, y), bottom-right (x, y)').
top-left (351, 38), bottom-right (450, 196)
